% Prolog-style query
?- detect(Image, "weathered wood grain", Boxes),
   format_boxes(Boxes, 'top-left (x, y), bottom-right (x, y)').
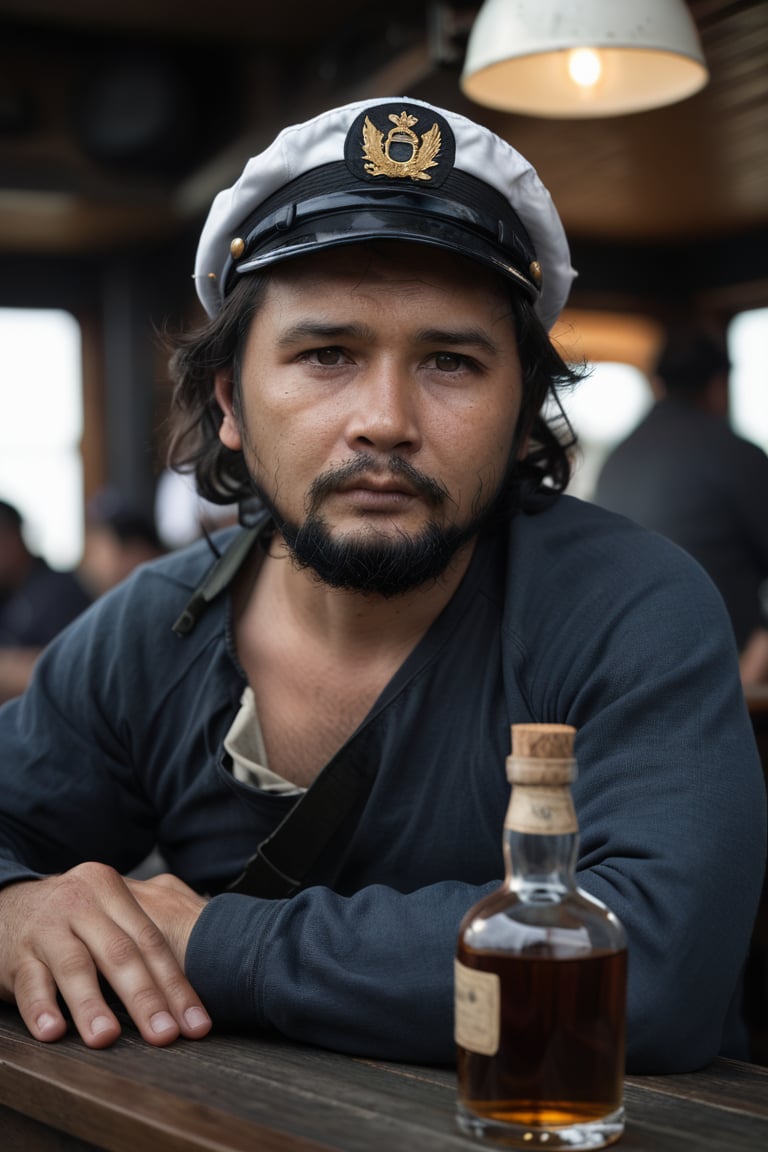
top-left (1, 1005), bottom-right (767, 1151)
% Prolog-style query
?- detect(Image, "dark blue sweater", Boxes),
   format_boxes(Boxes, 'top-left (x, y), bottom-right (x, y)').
top-left (0, 495), bottom-right (764, 1072)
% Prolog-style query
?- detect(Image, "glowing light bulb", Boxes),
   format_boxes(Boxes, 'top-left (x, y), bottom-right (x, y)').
top-left (567, 48), bottom-right (603, 89)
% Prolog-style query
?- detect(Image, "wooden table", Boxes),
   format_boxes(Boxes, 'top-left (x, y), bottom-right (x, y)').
top-left (0, 1006), bottom-right (767, 1151)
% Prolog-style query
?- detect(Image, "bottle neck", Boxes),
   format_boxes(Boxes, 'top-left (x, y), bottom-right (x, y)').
top-left (503, 828), bottom-right (579, 894)
top-left (503, 780), bottom-right (579, 895)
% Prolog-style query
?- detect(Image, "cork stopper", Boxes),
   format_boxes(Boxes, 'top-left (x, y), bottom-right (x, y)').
top-left (512, 723), bottom-right (575, 759)
top-left (507, 723), bottom-right (576, 784)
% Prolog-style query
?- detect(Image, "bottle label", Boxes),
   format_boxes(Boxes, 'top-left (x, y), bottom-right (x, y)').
top-left (505, 784), bottom-right (578, 834)
top-left (454, 959), bottom-right (500, 1055)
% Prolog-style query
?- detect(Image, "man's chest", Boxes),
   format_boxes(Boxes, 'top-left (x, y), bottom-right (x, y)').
top-left (241, 644), bottom-right (411, 788)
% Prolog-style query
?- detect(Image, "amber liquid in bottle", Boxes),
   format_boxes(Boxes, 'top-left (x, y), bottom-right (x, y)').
top-left (455, 724), bottom-right (627, 1149)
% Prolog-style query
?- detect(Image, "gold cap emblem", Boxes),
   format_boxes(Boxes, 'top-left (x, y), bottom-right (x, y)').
top-left (362, 111), bottom-right (442, 182)
top-left (529, 260), bottom-right (542, 287)
top-left (230, 237), bottom-right (245, 259)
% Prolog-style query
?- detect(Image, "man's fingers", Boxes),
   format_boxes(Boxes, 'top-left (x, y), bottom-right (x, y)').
top-left (95, 915), bottom-right (210, 1042)
top-left (67, 875), bottom-right (209, 1045)
top-left (14, 948), bottom-right (122, 1049)
top-left (3, 864), bottom-right (210, 1049)
top-left (13, 957), bottom-right (70, 1043)
top-left (80, 917), bottom-right (183, 1046)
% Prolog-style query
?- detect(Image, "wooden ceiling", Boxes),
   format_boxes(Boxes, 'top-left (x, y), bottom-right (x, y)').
top-left (0, 1), bottom-right (766, 287)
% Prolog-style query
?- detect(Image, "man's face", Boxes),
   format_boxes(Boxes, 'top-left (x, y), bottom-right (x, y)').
top-left (215, 243), bottom-right (525, 595)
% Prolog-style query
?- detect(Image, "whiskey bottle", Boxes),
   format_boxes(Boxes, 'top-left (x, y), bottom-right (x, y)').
top-left (455, 723), bottom-right (627, 1149)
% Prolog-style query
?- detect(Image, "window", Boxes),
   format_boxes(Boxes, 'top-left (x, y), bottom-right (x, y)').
top-left (729, 307), bottom-right (768, 455)
top-left (0, 308), bottom-right (84, 568)
top-left (549, 309), bottom-right (662, 501)
top-left (556, 361), bottom-right (653, 500)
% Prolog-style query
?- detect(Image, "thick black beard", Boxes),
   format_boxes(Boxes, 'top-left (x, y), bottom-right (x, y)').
top-left (255, 453), bottom-right (508, 598)
top-left (284, 516), bottom-right (481, 597)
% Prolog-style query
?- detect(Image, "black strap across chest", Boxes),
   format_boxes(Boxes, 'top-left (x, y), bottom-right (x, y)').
top-left (225, 735), bottom-right (378, 898)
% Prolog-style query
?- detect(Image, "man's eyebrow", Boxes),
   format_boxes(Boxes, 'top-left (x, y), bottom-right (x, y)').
top-left (276, 321), bottom-right (375, 346)
top-left (415, 328), bottom-right (501, 355)
top-left (275, 322), bottom-right (502, 355)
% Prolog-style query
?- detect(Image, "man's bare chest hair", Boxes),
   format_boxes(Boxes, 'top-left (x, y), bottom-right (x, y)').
top-left (243, 642), bottom-right (400, 789)
top-left (232, 550), bottom-right (423, 789)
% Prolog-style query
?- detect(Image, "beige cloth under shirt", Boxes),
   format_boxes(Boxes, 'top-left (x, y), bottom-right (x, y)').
top-left (224, 685), bottom-right (305, 796)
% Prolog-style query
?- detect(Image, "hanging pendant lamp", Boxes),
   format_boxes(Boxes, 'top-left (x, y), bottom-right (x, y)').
top-left (460, 0), bottom-right (708, 118)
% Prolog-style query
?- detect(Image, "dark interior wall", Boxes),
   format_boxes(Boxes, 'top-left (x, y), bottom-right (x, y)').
top-left (569, 227), bottom-right (768, 320)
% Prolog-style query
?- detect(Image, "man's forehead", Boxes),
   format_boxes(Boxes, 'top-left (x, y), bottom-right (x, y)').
top-left (250, 249), bottom-right (520, 349)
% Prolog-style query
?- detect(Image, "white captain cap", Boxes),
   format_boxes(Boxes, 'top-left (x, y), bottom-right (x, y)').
top-left (195, 97), bottom-right (576, 332)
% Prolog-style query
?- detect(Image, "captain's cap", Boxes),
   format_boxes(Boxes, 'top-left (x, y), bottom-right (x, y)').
top-left (195, 97), bottom-right (575, 331)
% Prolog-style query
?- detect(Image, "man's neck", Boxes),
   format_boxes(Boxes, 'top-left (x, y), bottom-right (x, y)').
top-left (231, 531), bottom-right (481, 785)
top-left (244, 531), bottom-right (478, 656)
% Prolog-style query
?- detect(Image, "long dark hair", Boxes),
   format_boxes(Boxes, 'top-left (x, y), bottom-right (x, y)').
top-left (166, 266), bottom-right (581, 512)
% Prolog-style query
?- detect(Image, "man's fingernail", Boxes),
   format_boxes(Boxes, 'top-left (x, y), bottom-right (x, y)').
top-left (91, 1015), bottom-right (113, 1036)
top-left (150, 1011), bottom-right (176, 1035)
top-left (36, 1012), bottom-right (58, 1033)
top-left (184, 1006), bottom-right (209, 1029)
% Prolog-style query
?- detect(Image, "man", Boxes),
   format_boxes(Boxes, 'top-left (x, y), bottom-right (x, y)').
top-left (0, 99), bottom-right (764, 1074)
top-left (594, 330), bottom-right (768, 684)
top-left (0, 499), bottom-right (92, 702)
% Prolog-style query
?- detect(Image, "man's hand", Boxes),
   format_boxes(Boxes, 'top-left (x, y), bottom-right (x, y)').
top-left (125, 871), bottom-right (208, 968)
top-left (0, 863), bottom-right (212, 1048)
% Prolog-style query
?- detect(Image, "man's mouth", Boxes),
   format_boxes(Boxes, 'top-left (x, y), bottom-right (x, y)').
top-left (337, 475), bottom-right (418, 499)
top-left (332, 480), bottom-right (417, 510)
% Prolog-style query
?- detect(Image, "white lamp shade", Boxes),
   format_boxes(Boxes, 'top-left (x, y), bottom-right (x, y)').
top-left (461, 0), bottom-right (709, 118)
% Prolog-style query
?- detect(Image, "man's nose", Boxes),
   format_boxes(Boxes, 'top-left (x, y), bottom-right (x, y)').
top-left (344, 361), bottom-right (422, 454)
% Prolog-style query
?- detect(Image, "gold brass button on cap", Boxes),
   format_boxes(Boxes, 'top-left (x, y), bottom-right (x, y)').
top-left (529, 260), bottom-right (542, 287)
top-left (230, 237), bottom-right (245, 259)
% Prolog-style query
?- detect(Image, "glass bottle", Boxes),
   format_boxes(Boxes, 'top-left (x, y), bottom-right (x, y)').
top-left (455, 723), bottom-right (627, 1149)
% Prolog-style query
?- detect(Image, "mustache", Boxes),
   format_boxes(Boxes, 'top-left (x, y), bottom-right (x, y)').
top-left (306, 454), bottom-right (450, 512)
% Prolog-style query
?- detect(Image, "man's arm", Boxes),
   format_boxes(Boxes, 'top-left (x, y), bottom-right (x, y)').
top-left (0, 576), bottom-right (214, 1048)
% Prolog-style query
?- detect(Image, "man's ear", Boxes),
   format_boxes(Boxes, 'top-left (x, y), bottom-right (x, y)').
top-left (214, 372), bottom-right (242, 450)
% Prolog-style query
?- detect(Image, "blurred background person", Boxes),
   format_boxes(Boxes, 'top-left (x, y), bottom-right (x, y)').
top-left (80, 487), bottom-right (165, 598)
top-left (594, 329), bottom-right (768, 686)
top-left (0, 498), bottom-right (92, 702)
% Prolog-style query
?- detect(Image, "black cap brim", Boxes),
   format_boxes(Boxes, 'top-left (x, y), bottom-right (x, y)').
top-left (222, 170), bottom-right (541, 303)
top-left (233, 205), bottom-right (538, 298)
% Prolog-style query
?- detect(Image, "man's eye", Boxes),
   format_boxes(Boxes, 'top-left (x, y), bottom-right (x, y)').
top-left (433, 352), bottom-right (464, 372)
top-left (311, 347), bottom-right (346, 366)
